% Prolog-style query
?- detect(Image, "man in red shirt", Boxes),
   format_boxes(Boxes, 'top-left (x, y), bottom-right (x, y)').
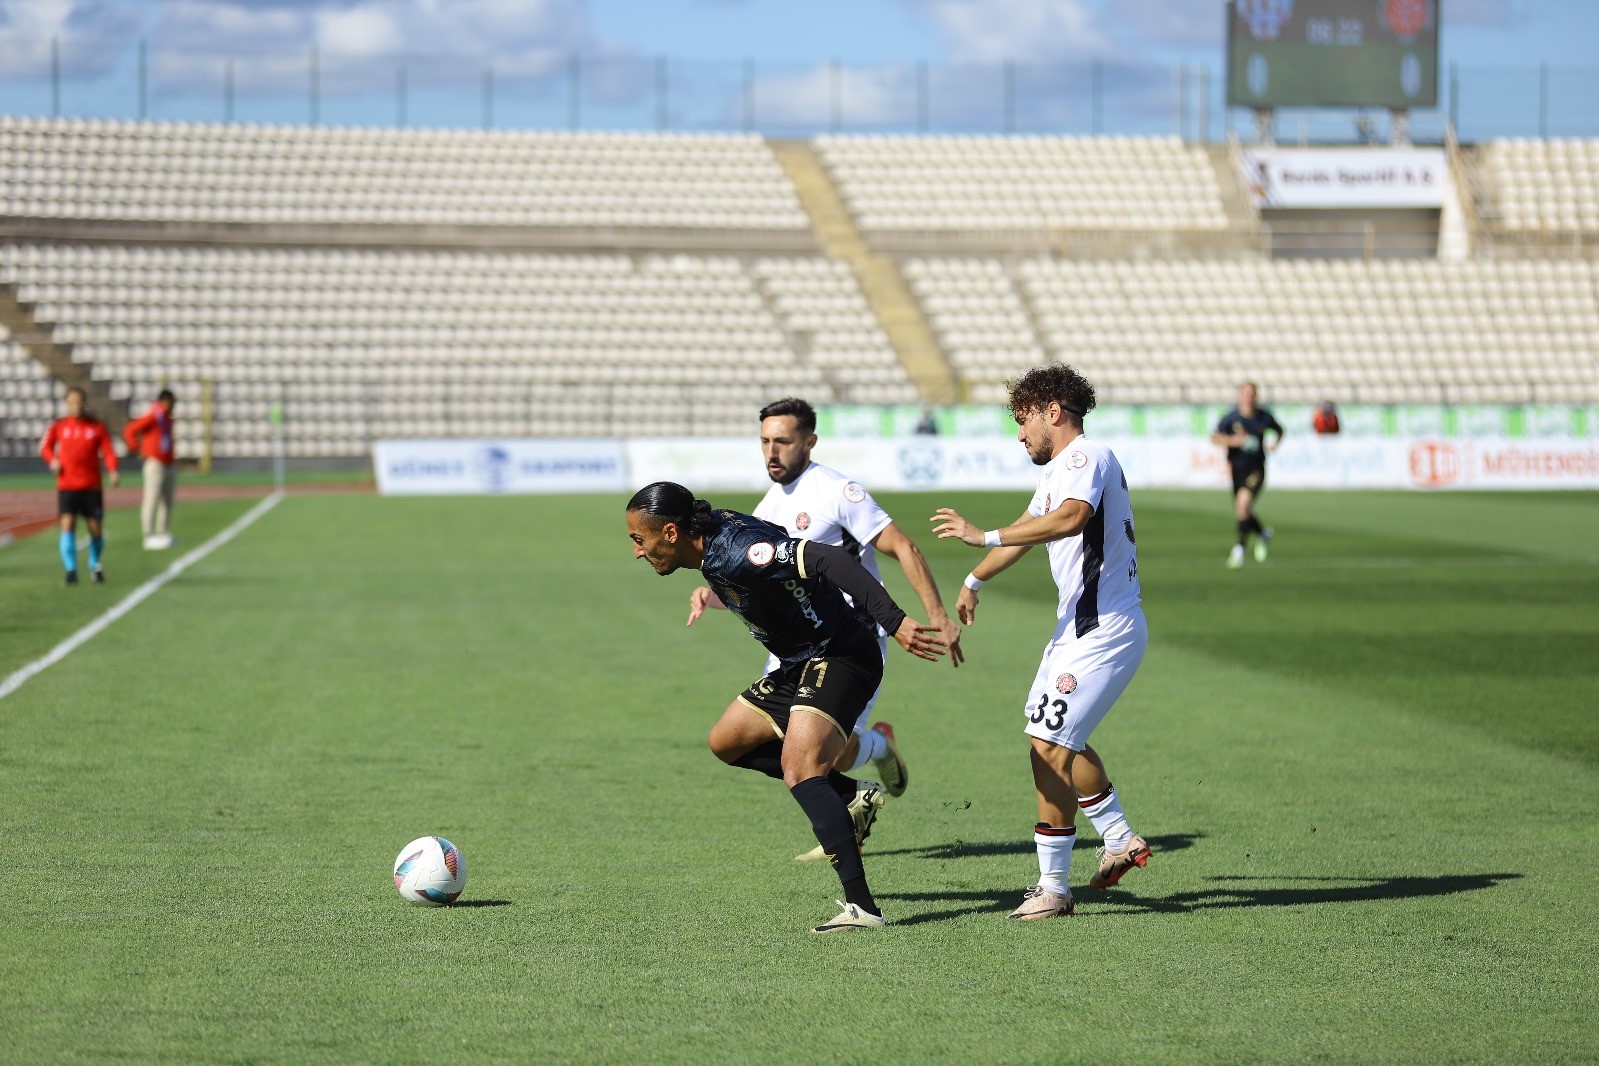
top-left (124, 388), bottom-right (177, 549)
top-left (40, 386), bottom-right (120, 585)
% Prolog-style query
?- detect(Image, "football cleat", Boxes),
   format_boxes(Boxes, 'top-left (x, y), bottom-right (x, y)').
top-left (794, 782), bottom-right (887, 862)
top-left (1008, 884), bottom-right (1075, 920)
top-left (870, 721), bottom-right (908, 797)
top-left (63, 570), bottom-right (79, 586)
top-left (91, 568), bottom-right (105, 584)
top-left (1254, 527), bottom-right (1273, 563)
top-left (811, 901), bottom-right (887, 934)
top-left (1088, 834), bottom-right (1151, 890)
top-left (1227, 544), bottom-right (1246, 570)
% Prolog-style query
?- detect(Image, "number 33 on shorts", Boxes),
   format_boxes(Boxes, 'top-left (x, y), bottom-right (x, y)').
top-left (1029, 692), bottom-right (1068, 732)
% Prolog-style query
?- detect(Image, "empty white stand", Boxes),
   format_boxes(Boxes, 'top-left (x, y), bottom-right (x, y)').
top-left (1479, 138), bottom-right (1599, 233)
top-left (0, 327), bottom-right (65, 455)
top-left (0, 244), bottom-right (912, 457)
top-left (0, 118), bottom-right (809, 231)
top-left (816, 134), bottom-right (1229, 233)
top-left (910, 257), bottom-right (1599, 406)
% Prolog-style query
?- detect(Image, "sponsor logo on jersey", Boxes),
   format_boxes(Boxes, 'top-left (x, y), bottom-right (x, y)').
top-left (842, 481), bottom-right (867, 503)
top-left (1056, 673), bottom-right (1077, 694)
top-left (721, 587), bottom-right (742, 608)
top-left (795, 512), bottom-right (811, 531)
top-left (747, 542), bottom-right (775, 566)
top-left (1067, 450), bottom-right (1088, 470)
top-left (1124, 519), bottom-right (1136, 544)
top-left (797, 686), bottom-right (815, 699)
top-left (775, 542), bottom-right (792, 563)
top-left (1045, 494), bottom-right (1053, 512)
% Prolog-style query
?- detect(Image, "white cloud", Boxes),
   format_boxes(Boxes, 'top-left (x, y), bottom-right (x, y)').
top-left (0, 0), bottom-right (143, 78)
top-left (746, 64), bottom-right (917, 128)
top-left (905, 0), bottom-right (1114, 65)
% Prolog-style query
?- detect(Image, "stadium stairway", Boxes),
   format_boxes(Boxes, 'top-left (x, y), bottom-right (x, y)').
top-left (770, 140), bottom-right (958, 403)
top-left (0, 281), bottom-right (126, 437)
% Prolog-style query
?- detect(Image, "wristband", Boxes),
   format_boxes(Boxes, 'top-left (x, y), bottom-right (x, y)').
top-left (963, 573), bottom-right (984, 591)
top-left (983, 529), bottom-right (1003, 548)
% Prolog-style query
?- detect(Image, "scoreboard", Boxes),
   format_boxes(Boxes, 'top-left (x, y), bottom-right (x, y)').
top-left (1226, 0), bottom-right (1440, 109)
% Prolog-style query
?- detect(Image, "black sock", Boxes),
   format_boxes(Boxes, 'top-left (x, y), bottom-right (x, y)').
top-left (1246, 515), bottom-right (1264, 537)
top-left (730, 739), bottom-right (785, 780)
top-left (789, 775), bottom-right (878, 915)
top-left (1236, 518), bottom-right (1251, 546)
top-left (826, 769), bottom-right (856, 801)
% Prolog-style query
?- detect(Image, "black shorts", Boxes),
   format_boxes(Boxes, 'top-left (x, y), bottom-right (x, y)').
top-left (57, 489), bottom-right (105, 520)
top-left (737, 639), bottom-right (884, 742)
top-left (1231, 465), bottom-right (1265, 495)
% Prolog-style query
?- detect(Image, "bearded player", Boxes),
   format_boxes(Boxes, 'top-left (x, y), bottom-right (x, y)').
top-left (932, 364), bottom-right (1150, 921)
top-left (688, 397), bottom-right (962, 861)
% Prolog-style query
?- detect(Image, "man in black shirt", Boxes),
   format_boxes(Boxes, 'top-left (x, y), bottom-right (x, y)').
top-left (1209, 381), bottom-right (1283, 569)
top-left (625, 481), bottom-right (946, 933)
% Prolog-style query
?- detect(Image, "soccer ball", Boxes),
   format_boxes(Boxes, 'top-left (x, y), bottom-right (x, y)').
top-left (392, 836), bottom-right (467, 906)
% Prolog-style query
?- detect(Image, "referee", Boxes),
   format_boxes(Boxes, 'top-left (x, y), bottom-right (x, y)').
top-left (1209, 381), bottom-right (1282, 569)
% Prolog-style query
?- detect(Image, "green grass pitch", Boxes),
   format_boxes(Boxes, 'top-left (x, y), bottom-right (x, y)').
top-left (1, 488), bottom-right (1596, 1062)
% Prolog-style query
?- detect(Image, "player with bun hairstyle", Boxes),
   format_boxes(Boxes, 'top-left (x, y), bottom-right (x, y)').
top-left (626, 481), bottom-right (947, 933)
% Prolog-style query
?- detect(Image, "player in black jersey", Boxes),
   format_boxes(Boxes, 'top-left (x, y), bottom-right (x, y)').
top-left (1209, 381), bottom-right (1283, 569)
top-left (626, 481), bottom-right (946, 933)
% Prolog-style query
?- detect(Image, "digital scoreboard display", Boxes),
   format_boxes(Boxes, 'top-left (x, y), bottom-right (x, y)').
top-left (1227, 0), bottom-right (1440, 109)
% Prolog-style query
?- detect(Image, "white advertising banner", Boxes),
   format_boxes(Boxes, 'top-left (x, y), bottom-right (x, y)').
top-left (623, 436), bottom-right (1599, 493)
top-left (374, 438), bottom-right (627, 495)
top-left (1241, 148), bottom-right (1450, 208)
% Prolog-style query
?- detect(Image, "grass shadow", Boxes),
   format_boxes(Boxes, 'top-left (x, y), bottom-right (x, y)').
top-left (450, 899), bottom-right (513, 908)
top-left (1090, 872), bottom-right (1524, 915)
top-left (879, 870), bottom-right (1520, 927)
top-left (871, 831), bottom-right (1205, 862)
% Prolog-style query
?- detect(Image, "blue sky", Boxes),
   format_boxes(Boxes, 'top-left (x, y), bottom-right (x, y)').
top-left (0, 1), bottom-right (1593, 136)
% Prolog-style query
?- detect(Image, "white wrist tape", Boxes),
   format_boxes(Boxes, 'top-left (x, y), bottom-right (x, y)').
top-left (983, 529), bottom-right (1003, 548)
top-left (963, 573), bottom-right (984, 591)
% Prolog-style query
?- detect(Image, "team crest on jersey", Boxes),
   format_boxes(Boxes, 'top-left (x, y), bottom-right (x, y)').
top-left (1067, 450), bottom-right (1088, 470)
top-left (795, 512), bottom-right (811, 531)
top-left (1056, 673), bottom-right (1077, 694)
top-left (746, 542), bottom-right (775, 566)
top-left (842, 482), bottom-right (867, 503)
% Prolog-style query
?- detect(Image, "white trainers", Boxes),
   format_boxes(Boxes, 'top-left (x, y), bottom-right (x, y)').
top-left (811, 901), bottom-right (887, 934)
top-left (1008, 884), bottom-right (1075, 920)
top-left (1227, 544), bottom-right (1246, 569)
top-left (794, 782), bottom-right (887, 862)
top-left (870, 722), bottom-right (908, 797)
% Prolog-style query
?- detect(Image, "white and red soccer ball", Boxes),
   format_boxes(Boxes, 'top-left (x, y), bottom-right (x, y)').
top-left (392, 836), bottom-right (468, 906)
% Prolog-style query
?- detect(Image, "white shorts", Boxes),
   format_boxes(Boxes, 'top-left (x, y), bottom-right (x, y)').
top-left (1022, 609), bottom-right (1147, 750)
top-left (765, 630), bottom-right (887, 732)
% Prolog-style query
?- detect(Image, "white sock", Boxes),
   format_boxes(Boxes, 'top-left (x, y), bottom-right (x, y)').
top-left (846, 727), bottom-right (886, 774)
top-left (1079, 786), bottom-right (1133, 851)
top-left (1033, 823), bottom-right (1075, 894)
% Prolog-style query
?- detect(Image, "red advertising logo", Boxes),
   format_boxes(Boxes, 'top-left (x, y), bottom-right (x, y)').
top-left (1408, 442), bottom-right (1460, 488)
top-left (1383, 0), bottom-right (1431, 38)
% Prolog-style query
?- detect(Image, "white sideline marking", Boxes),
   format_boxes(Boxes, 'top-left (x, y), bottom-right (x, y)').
top-left (0, 490), bottom-right (285, 703)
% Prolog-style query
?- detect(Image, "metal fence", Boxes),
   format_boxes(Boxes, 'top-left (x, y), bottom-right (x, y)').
top-left (2, 38), bottom-right (1598, 144)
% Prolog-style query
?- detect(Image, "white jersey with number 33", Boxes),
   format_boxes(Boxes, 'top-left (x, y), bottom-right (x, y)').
top-left (1028, 436), bottom-right (1142, 639)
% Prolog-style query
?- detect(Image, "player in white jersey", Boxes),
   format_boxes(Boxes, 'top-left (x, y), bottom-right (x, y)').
top-left (932, 365), bottom-right (1151, 921)
top-left (688, 397), bottom-right (964, 860)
